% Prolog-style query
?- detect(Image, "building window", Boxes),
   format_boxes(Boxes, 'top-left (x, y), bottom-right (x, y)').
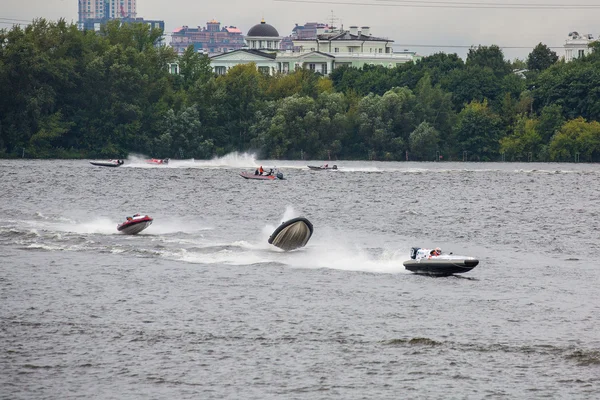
top-left (215, 66), bottom-right (226, 75)
top-left (578, 49), bottom-right (585, 58)
top-left (334, 48), bottom-right (339, 53)
top-left (322, 64), bottom-right (327, 75)
top-left (308, 63), bottom-right (316, 71)
top-left (258, 66), bottom-right (270, 74)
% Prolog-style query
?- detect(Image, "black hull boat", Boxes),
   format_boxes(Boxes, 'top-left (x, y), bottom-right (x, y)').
top-left (117, 215), bottom-right (153, 235)
top-left (403, 247), bottom-right (479, 277)
top-left (308, 165), bottom-right (337, 170)
top-left (90, 159), bottom-right (124, 167)
top-left (268, 217), bottom-right (313, 251)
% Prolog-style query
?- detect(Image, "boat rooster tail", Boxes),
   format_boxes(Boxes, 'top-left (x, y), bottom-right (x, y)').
top-left (268, 217), bottom-right (314, 251)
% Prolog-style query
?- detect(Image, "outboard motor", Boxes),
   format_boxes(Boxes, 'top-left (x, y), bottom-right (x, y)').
top-left (410, 247), bottom-right (420, 260)
top-left (276, 171), bottom-right (284, 180)
top-left (332, 165), bottom-right (338, 170)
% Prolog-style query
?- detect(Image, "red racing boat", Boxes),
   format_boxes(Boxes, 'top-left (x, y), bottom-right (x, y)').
top-left (117, 214), bottom-right (153, 235)
top-left (146, 158), bottom-right (169, 165)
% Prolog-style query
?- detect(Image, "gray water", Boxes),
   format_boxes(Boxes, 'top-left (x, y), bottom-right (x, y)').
top-left (1, 155), bottom-right (599, 399)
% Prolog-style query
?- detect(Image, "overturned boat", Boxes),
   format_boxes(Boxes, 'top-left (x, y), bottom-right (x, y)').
top-left (403, 247), bottom-right (479, 277)
top-left (117, 214), bottom-right (153, 235)
top-left (268, 217), bottom-right (313, 251)
top-left (90, 159), bottom-right (124, 167)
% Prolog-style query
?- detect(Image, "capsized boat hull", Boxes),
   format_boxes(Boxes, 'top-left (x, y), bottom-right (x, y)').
top-left (403, 257), bottom-right (479, 277)
top-left (117, 216), bottom-right (153, 235)
top-left (268, 217), bottom-right (314, 251)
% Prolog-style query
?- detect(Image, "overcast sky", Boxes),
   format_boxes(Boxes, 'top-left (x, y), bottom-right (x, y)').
top-left (2, 0), bottom-right (599, 60)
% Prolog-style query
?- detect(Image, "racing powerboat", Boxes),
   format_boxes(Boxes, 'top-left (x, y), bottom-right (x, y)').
top-left (268, 217), bottom-right (313, 251)
top-left (117, 214), bottom-right (153, 235)
top-left (90, 159), bottom-right (124, 167)
top-left (240, 170), bottom-right (284, 180)
top-left (146, 158), bottom-right (169, 165)
top-left (403, 247), bottom-right (479, 277)
top-left (308, 164), bottom-right (337, 170)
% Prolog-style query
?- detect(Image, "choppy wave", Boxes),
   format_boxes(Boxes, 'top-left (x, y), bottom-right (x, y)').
top-left (383, 337), bottom-right (600, 366)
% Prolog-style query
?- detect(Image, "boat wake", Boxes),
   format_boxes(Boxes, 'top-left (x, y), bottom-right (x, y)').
top-left (122, 152), bottom-right (262, 169)
top-left (1, 210), bottom-right (411, 275)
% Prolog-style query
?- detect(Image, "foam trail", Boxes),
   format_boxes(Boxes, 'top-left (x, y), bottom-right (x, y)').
top-left (146, 217), bottom-right (212, 235)
top-left (192, 152), bottom-right (258, 168)
top-left (54, 217), bottom-right (119, 235)
top-left (175, 223), bottom-right (409, 275)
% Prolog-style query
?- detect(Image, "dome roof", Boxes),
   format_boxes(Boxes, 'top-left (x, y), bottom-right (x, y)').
top-left (247, 19), bottom-right (279, 37)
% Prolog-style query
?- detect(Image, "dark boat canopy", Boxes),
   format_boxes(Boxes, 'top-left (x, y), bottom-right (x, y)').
top-left (268, 217), bottom-right (313, 251)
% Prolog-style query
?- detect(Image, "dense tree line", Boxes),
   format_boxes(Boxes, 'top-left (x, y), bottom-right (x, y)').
top-left (2, 19), bottom-right (600, 161)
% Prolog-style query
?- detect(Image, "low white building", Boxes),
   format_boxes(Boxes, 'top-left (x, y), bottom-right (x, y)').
top-left (211, 49), bottom-right (278, 75)
top-left (564, 31), bottom-right (595, 62)
top-left (209, 20), bottom-right (419, 76)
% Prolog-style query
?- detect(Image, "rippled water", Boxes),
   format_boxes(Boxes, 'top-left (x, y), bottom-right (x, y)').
top-left (1, 155), bottom-right (599, 399)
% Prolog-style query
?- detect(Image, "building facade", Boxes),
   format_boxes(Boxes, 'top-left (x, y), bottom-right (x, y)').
top-left (209, 21), bottom-right (418, 76)
top-left (82, 17), bottom-right (163, 33)
top-left (170, 20), bottom-right (245, 55)
top-left (564, 31), bottom-right (595, 62)
top-left (78, 0), bottom-right (137, 29)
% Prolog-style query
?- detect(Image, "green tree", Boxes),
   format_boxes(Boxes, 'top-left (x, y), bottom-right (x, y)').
top-left (527, 43), bottom-right (558, 71)
top-left (176, 46), bottom-right (212, 91)
top-left (452, 100), bottom-right (503, 160)
top-left (447, 66), bottom-right (502, 110)
top-left (466, 45), bottom-right (511, 77)
top-left (413, 74), bottom-right (456, 137)
top-left (215, 63), bottom-right (266, 151)
top-left (549, 117), bottom-right (600, 162)
top-left (499, 116), bottom-right (542, 161)
top-left (534, 61), bottom-right (600, 121)
top-left (537, 104), bottom-right (565, 142)
top-left (409, 122), bottom-right (439, 160)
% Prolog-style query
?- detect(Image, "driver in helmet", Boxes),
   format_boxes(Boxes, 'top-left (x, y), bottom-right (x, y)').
top-left (430, 247), bottom-right (442, 256)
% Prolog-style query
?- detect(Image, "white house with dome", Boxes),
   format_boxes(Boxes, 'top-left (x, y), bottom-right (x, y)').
top-left (245, 19), bottom-right (282, 50)
top-left (209, 19), bottom-right (419, 76)
top-left (564, 31), bottom-right (595, 62)
top-left (210, 19), bottom-right (281, 75)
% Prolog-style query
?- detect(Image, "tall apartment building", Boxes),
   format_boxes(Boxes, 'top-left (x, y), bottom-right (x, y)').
top-left (170, 20), bottom-right (245, 55)
top-left (78, 0), bottom-right (137, 29)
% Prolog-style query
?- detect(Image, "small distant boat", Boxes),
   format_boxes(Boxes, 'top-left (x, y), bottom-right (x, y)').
top-left (403, 247), bottom-right (479, 277)
top-left (90, 159), bottom-right (124, 167)
top-left (146, 158), bottom-right (169, 165)
top-left (308, 164), bottom-right (337, 170)
top-left (239, 171), bottom-right (284, 180)
top-left (268, 217), bottom-right (314, 251)
top-left (117, 214), bottom-right (153, 235)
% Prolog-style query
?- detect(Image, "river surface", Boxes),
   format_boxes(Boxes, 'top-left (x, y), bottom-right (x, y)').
top-left (1, 155), bottom-right (599, 399)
